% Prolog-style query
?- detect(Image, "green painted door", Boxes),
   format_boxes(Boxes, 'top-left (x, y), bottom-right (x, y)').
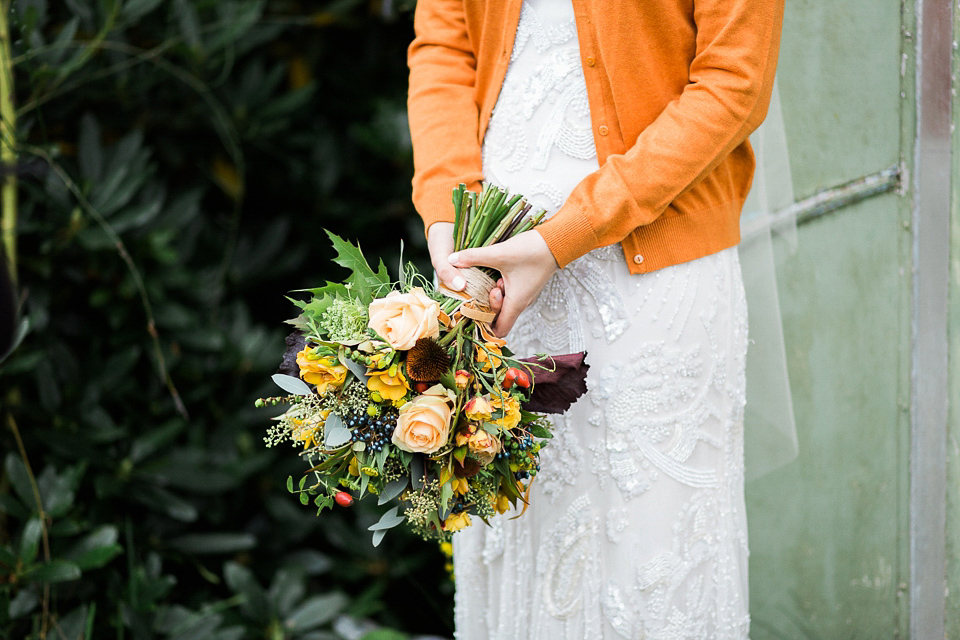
top-left (745, 0), bottom-right (957, 637)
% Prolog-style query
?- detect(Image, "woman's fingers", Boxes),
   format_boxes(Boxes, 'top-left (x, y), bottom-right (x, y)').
top-left (489, 285), bottom-right (504, 313)
top-left (427, 222), bottom-right (466, 291)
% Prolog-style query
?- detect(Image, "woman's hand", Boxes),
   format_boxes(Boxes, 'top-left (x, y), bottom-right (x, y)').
top-left (448, 231), bottom-right (558, 337)
top-left (427, 221), bottom-right (505, 310)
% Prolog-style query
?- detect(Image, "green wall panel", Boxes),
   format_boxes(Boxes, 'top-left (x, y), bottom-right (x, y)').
top-left (746, 193), bottom-right (908, 639)
top-left (778, 0), bottom-right (903, 199)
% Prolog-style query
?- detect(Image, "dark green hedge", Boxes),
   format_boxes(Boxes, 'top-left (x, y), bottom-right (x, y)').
top-left (0, 1), bottom-right (453, 638)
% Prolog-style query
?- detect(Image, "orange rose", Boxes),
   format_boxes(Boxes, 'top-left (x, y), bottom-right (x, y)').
top-left (368, 287), bottom-right (440, 351)
top-left (392, 393), bottom-right (453, 454)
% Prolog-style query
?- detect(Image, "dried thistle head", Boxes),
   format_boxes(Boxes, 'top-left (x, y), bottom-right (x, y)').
top-left (405, 338), bottom-right (451, 382)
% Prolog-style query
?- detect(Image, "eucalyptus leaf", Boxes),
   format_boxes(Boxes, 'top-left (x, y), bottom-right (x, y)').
top-left (341, 356), bottom-right (368, 382)
top-left (271, 373), bottom-right (312, 396)
top-left (324, 414), bottom-right (350, 448)
top-left (377, 478), bottom-right (408, 506)
top-left (367, 506), bottom-right (405, 531)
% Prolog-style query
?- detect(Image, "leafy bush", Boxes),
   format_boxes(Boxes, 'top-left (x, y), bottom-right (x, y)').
top-left (0, 1), bottom-right (452, 638)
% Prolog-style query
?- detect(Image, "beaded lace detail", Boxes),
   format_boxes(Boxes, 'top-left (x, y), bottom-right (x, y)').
top-left (453, 1), bottom-right (750, 638)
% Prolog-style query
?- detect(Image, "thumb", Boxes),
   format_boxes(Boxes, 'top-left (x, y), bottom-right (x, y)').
top-left (448, 245), bottom-right (503, 270)
top-left (434, 261), bottom-right (466, 292)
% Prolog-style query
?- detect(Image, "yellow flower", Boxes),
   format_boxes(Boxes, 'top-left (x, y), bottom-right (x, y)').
top-left (475, 342), bottom-right (502, 372)
top-left (348, 456), bottom-right (360, 476)
top-left (451, 476), bottom-right (470, 495)
top-left (454, 370), bottom-right (471, 390)
top-left (442, 512), bottom-right (472, 532)
top-left (494, 493), bottom-right (511, 515)
top-left (463, 396), bottom-right (493, 422)
top-left (296, 349), bottom-right (348, 394)
top-left (367, 368), bottom-right (409, 402)
top-left (291, 409), bottom-right (329, 450)
top-left (489, 394), bottom-right (522, 430)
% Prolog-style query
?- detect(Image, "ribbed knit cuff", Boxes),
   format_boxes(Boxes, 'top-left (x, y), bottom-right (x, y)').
top-left (535, 207), bottom-right (600, 269)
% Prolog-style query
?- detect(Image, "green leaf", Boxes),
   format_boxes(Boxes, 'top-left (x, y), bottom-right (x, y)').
top-left (78, 113), bottom-right (103, 182)
top-left (65, 525), bottom-right (123, 570)
top-left (0, 545), bottom-right (17, 569)
top-left (173, 0), bottom-right (203, 51)
top-left (19, 517), bottom-right (42, 564)
top-left (324, 231), bottom-right (390, 304)
top-left (224, 561), bottom-right (269, 623)
top-left (8, 587), bottom-right (39, 619)
top-left (23, 559), bottom-right (82, 583)
top-left (168, 533), bottom-right (256, 555)
top-left (0, 493), bottom-right (29, 520)
top-left (5, 454), bottom-right (35, 512)
top-left (286, 476), bottom-right (294, 493)
top-left (122, 0), bottom-right (164, 21)
top-left (360, 631), bottom-right (409, 640)
top-left (268, 567), bottom-right (305, 617)
top-left (529, 423), bottom-right (553, 439)
top-left (284, 592), bottom-right (347, 632)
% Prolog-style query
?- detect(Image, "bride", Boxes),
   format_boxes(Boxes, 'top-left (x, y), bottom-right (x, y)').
top-left (407, 0), bottom-right (785, 637)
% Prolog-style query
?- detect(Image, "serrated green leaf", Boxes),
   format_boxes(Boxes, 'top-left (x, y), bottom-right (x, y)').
top-left (324, 231), bottom-right (390, 304)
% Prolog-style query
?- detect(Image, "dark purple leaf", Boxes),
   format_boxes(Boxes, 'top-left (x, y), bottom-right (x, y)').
top-left (278, 332), bottom-right (306, 377)
top-left (519, 352), bottom-right (589, 414)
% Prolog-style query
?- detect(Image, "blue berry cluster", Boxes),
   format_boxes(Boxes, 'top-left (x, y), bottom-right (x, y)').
top-left (347, 409), bottom-right (398, 451)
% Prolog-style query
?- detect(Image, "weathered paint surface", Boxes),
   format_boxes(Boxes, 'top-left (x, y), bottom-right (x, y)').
top-left (744, 0), bottom-right (913, 636)
top-left (776, 0), bottom-right (904, 198)
top-left (944, 0), bottom-right (960, 634)
top-left (746, 195), bottom-right (910, 639)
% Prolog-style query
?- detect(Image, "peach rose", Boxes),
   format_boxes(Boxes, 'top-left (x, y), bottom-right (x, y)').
top-left (368, 287), bottom-right (440, 351)
top-left (392, 393), bottom-right (453, 454)
top-left (467, 430), bottom-right (501, 466)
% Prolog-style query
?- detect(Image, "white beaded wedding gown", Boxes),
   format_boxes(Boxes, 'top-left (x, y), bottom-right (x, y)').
top-left (451, 1), bottom-right (751, 638)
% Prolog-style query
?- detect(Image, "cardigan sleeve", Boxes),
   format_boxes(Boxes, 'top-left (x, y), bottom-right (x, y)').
top-left (407, 0), bottom-right (484, 235)
top-left (536, 0), bottom-right (786, 268)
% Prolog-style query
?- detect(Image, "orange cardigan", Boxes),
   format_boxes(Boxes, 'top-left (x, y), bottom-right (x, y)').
top-left (407, 0), bottom-right (784, 274)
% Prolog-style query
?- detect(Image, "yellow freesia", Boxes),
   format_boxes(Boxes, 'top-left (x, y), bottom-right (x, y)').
top-left (296, 349), bottom-right (347, 394)
top-left (367, 367), bottom-right (409, 402)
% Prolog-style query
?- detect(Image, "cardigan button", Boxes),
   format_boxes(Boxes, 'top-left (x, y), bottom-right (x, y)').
top-left (598, 125), bottom-right (609, 136)
top-left (586, 56), bottom-right (596, 67)
top-left (633, 254), bottom-right (644, 265)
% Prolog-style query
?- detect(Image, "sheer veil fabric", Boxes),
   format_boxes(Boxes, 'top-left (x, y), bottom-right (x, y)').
top-left (739, 80), bottom-right (799, 481)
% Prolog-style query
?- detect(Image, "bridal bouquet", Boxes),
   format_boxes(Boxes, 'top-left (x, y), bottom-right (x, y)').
top-left (261, 185), bottom-right (588, 545)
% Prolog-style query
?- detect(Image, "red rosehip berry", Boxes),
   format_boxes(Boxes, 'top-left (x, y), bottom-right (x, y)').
top-left (502, 368), bottom-right (518, 390)
top-left (414, 381), bottom-right (431, 393)
top-left (334, 491), bottom-right (354, 507)
top-left (514, 370), bottom-right (531, 388)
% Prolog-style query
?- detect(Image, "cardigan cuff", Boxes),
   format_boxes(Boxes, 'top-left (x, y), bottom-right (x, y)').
top-left (535, 208), bottom-right (600, 269)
